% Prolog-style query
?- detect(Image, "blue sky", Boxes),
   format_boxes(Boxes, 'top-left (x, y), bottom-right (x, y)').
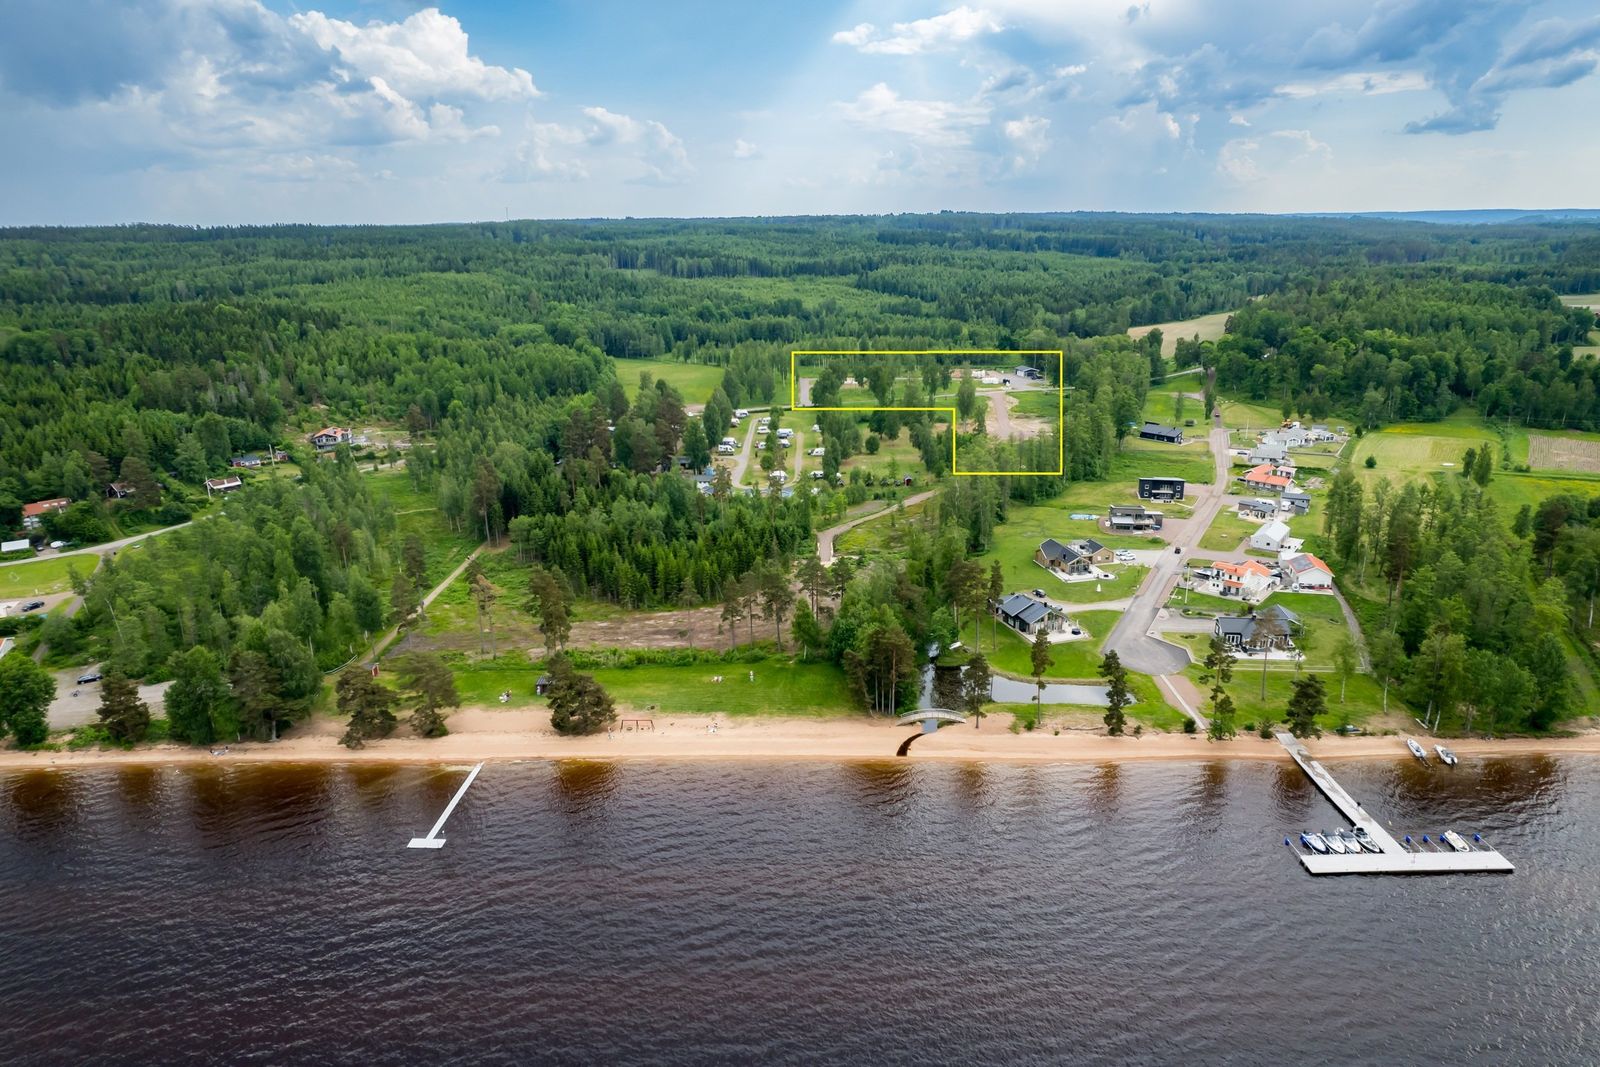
top-left (3, 0), bottom-right (1599, 223)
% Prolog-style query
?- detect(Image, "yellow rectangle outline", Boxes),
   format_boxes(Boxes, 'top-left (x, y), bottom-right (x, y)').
top-left (789, 349), bottom-right (1065, 476)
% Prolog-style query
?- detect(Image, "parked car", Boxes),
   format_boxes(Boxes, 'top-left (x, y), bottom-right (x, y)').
top-left (48, 540), bottom-right (68, 550)
top-left (1114, 550), bottom-right (1135, 562)
top-left (1031, 588), bottom-right (1048, 599)
top-left (77, 669), bottom-right (103, 685)
top-left (20, 600), bottom-right (46, 612)
top-left (734, 408), bottom-right (750, 419)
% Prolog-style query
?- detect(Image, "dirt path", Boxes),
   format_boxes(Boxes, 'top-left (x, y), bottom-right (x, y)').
top-left (365, 543), bottom-right (485, 664)
top-left (789, 428), bottom-right (806, 485)
top-left (817, 490), bottom-right (938, 565)
top-left (0, 519), bottom-right (192, 570)
top-left (726, 417), bottom-right (758, 486)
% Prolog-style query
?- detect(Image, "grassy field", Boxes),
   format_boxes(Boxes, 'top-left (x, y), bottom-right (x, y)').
top-left (1167, 591), bottom-right (1349, 669)
top-left (1128, 310), bottom-right (1233, 358)
top-left (832, 496), bottom-right (935, 555)
top-left (839, 430), bottom-right (923, 478)
top-left (367, 470), bottom-right (479, 587)
top-left (1197, 510), bottom-right (1257, 553)
top-left (616, 358), bottom-right (726, 407)
top-left (1348, 416), bottom-right (1499, 485)
top-left (973, 497), bottom-right (1158, 592)
top-left (1011, 389), bottom-right (1065, 420)
top-left (0, 555), bottom-right (94, 599)
top-left (1140, 389), bottom-right (1202, 428)
top-left (444, 655), bottom-right (856, 716)
top-left (961, 609), bottom-right (1125, 680)
top-left (1110, 440), bottom-right (1215, 485)
top-left (993, 671), bottom-right (1184, 732)
top-left (1183, 663), bottom-right (1403, 730)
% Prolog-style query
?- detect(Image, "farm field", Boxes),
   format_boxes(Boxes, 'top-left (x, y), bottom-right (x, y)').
top-left (1128, 310), bottom-right (1233, 358)
top-left (1347, 416), bottom-right (1500, 484)
top-left (1528, 433), bottom-right (1600, 473)
top-left (616, 357), bottom-right (726, 407)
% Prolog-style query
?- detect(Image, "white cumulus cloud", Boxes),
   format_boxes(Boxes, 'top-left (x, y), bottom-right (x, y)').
top-left (831, 6), bottom-right (1003, 55)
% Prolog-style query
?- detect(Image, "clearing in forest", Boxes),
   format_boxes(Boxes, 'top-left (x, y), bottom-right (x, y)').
top-left (791, 348), bottom-right (1064, 476)
top-left (1528, 434), bottom-right (1600, 474)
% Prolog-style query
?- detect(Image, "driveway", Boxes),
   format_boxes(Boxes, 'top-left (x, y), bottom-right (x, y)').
top-left (47, 666), bottom-right (172, 729)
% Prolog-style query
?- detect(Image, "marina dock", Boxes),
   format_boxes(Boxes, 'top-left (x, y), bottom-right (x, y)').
top-left (1275, 732), bottom-right (1514, 876)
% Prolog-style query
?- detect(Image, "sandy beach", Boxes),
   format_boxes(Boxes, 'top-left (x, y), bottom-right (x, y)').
top-left (4, 707), bottom-right (1600, 770)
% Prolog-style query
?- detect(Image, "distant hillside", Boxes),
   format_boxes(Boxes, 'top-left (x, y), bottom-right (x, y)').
top-left (1301, 208), bottom-right (1600, 226)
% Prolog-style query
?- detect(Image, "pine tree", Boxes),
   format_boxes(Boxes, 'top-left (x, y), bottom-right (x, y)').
top-left (546, 655), bottom-right (618, 736)
top-left (1030, 628), bottom-right (1054, 724)
top-left (962, 652), bottom-right (992, 729)
top-left (396, 652), bottom-right (458, 738)
top-left (337, 669), bottom-right (398, 749)
top-left (97, 671), bottom-right (151, 744)
top-left (1100, 650), bottom-right (1131, 736)
top-left (1287, 674), bottom-right (1327, 738)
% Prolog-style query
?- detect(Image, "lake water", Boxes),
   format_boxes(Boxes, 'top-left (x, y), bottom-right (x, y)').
top-left (3, 755), bottom-right (1598, 1064)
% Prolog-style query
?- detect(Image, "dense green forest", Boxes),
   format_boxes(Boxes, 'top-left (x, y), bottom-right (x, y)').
top-left (3, 213), bottom-right (1600, 738)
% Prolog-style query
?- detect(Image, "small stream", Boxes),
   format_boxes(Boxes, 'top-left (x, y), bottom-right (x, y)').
top-left (919, 664), bottom-right (1109, 708)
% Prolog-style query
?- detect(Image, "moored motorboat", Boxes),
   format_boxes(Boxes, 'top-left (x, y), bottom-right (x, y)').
top-left (1305, 832), bottom-right (1330, 854)
top-left (1406, 738), bottom-right (1429, 763)
top-left (1442, 830), bottom-right (1471, 853)
top-left (1353, 826), bottom-right (1382, 854)
top-left (1338, 829), bottom-right (1363, 855)
top-left (1435, 745), bottom-right (1458, 766)
top-left (1324, 832), bottom-right (1348, 855)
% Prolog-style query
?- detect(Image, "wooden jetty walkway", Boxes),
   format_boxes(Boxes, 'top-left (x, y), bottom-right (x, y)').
top-left (1275, 732), bottom-right (1514, 876)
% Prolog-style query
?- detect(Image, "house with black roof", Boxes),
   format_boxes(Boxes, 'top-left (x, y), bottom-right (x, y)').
top-left (996, 593), bottom-right (1066, 636)
top-left (1212, 604), bottom-right (1301, 652)
top-left (1138, 422), bottom-right (1184, 445)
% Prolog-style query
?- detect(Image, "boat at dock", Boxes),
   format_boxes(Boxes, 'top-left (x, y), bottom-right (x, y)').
top-left (1325, 832), bottom-right (1348, 855)
top-left (1353, 827), bottom-right (1381, 854)
top-left (1442, 831), bottom-right (1471, 853)
top-left (1338, 829), bottom-right (1363, 854)
top-left (1304, 832), bottom-right (1330, 855)
top-left (1406, 738), bottom-right (1429, 763)
top-left (1435, 745), bottom-right (1458, 766)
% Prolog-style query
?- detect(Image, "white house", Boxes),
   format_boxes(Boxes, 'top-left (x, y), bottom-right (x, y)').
top-left (1250, 519), bottom-right (1292, 554)
top-left (1283, 553), bottom-right (1335, 590)
top-left (1208, 559), bottom-right (1278, 601)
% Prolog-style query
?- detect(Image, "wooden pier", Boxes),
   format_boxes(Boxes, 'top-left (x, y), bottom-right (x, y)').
top-left (1275, 733), bottom-right (1514, 876)
top-left (407, 762), bottom-right (484, 849)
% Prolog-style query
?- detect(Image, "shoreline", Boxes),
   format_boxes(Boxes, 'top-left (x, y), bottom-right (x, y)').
top-left (4, 708), bottom-right (1600, 771)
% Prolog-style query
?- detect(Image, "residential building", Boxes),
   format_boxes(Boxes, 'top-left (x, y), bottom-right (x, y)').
top-left (1240, 463), bottom-right (1292, 493)
top-left (1248, 440), bottom-right (1288, 465)
top-left (1236, 498), bottom-right (1277, 520)
top-left (1281, 491), bottom-right (1312, 516)
top-left (204, 476), bottom-right (243, 496)
top-left (230, 454), bottom-right (262, 469)
top-left (1036, 538), bottom-right (1093, 576)
top-left (1076, 538), bottom-right (1115, 565)
top-left (996, 593), bottom-right (1065, 636)
top-left (1107, 504), bottom-right (1164, 531)
top-left (1207, 559), bottom-right (1277, 600)
top-left (1283, 553), bottom-right (1335, 590)
top-left (106, 482), bottom-right (134, 499)
top-left (1137, 476), bottom-right (1185, 502)
top-left (21, 498), bottom-right (70, 529)
top-left (309, 426), bottom-right (351, 451)
top-left (1213, 604), bottom-right (1301, 652)
top-left (1249, 519), bottom-right (1292, 553)
top-left (1138, 422), bottom-right (1184, 445)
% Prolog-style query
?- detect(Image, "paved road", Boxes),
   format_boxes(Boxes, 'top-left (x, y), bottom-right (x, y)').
top-left (725, 417), bottom-right (758, 487)
top-left (1101, 417), bottom-right (1232, 676)
top-left (0, 520), bottom-right (193, 570)
top-left (47, 669), bottom-right (172, 729)
top-left (816, 490), bottom-right (938, 566)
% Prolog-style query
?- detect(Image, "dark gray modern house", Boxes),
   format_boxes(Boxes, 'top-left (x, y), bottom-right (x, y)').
top-left (1138, 422), bottom-right (1184, 445)
top-left (1137, 476), bottom-right (1186, 501)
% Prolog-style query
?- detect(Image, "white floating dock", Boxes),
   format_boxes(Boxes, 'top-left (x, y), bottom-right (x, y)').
top-left (407, 762), bottom-right (484, 849)
top-left (1275, 732), bottom-right (1513, 876)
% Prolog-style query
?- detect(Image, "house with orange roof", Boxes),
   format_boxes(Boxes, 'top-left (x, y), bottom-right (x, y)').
top-left (1283, 552), bottom-right (1335, 591)
top-left (1197, 559), bottom-right (1278, 602)
top-left (1240, 463), bottom-right (1292, 493)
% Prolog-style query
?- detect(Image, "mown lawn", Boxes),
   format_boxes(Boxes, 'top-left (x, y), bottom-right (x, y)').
top-left (1166, 591), bottom-right (1349, 669)
top-left (1197, 509), bottom-right (1257, 553)
top-left (0, 556), bottom-right (93, 599)
top-left (1111, 441), bottom-right (1215, 484)
top-left (616, 357), bottom-right (726, 407)
top-left (974, 498), bottom-right (1157, 592)
top-left (593, 660), bottom-right (855, 716)
top-left (993, 671), bottom-right (1185, 732)
top-left (1183, 663), bottom-right (1404, 731)
top-left (960, 609), bottom-right (1125, 680)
